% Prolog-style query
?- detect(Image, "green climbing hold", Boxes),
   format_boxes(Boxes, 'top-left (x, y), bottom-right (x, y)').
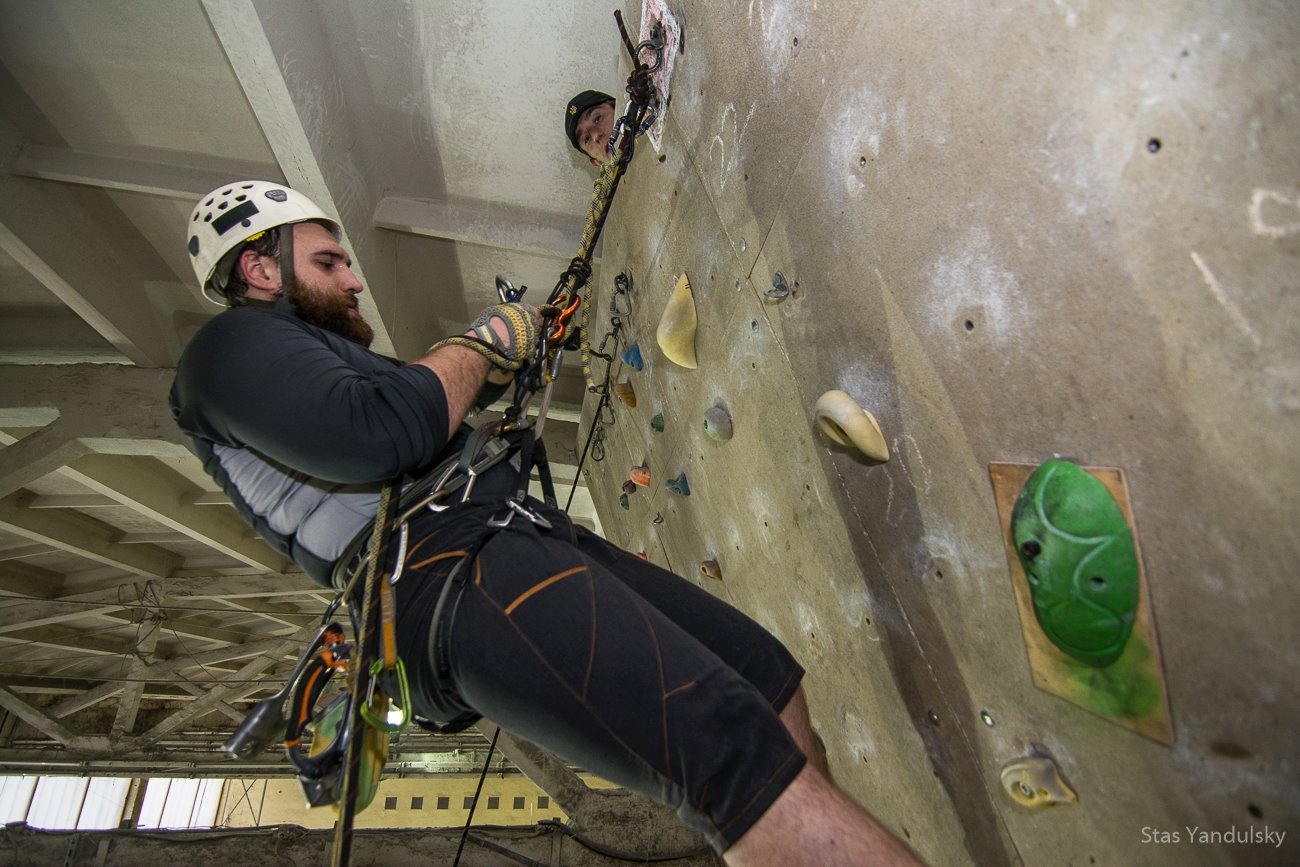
top-left (619, 493), bottom-right (630, 510)
top-left (651, 413), bottom-right (665, 433)
top-left (1011, 460), bottom-right (1139, 668)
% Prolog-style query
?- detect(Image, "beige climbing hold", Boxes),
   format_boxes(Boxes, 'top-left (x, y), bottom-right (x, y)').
top-left (656, 273), bottom-right (698, 369)
top-left (700, 559), bottom-right (722, 581)
top-left (614, 380), bottom-right (636, 408)
top-left (814, 390), bottom-right (889, 462)
top-left (1000, 757), bottom-right (1077, 809)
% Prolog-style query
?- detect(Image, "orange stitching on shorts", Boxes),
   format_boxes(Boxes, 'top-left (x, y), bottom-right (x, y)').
top-left (407, 548), bottom-right (468, 570)
top-left (504, 566), bottom-right (586, 615)
top-left (404, 527), bottom-right (444, 561)
top-left (664, 681), bottom-right (696, 700)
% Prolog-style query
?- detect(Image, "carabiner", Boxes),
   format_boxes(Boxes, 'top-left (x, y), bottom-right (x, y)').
top-left (360, 657), bottom-right (411, 732)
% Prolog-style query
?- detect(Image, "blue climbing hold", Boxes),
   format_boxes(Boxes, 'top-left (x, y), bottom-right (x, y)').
top-left (621, 343), bottom-right (644, 371)
top-left (666, 472), bottom-right (690, 496)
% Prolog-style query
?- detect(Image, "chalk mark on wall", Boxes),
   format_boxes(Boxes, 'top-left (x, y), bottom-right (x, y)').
top-left (884, 434), bottom-right (929, 528)
top-left (1249, 188), bottom-right (1300, 238)
top-left (708, 102), bottom-right (757, 193)
top-left (1189, 251), bottom-right (1262, 349)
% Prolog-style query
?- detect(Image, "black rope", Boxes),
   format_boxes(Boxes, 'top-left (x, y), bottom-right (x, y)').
top-left (452, 724), bottom-right (501, 867)
top-left (565, 388), bottom-right (612, 513)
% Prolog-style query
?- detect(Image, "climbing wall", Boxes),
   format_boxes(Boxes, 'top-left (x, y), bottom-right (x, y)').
top-left (580, 1), bottom-right (1299, 865)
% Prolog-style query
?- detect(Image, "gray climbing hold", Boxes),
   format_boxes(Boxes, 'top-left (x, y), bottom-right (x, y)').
top-left (666, 472), bottom-right (690, 496)
top-left (703, 406), bottom-right (733, 442)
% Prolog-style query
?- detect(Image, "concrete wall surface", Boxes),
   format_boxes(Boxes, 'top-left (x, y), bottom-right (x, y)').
top-left (582, 1), bottom-right (1299, 865)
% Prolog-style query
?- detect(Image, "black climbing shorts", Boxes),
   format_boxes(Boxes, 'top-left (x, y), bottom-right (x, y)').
top-left (390, 500), bottom-right (807, 853)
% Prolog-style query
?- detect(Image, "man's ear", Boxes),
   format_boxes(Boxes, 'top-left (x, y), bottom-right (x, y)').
top-left (238, 247), bottom-right (281, 295)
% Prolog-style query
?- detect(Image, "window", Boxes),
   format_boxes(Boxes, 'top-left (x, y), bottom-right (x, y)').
top-left (486, 796), bottom-right (499, 810)
top-left (411, 797), bottom-right (423, 810)
top-left (513, 796), bottom-right (525, 810)
top-left (538, 796), bottom-right (549, 809)
top-left (383, 797), bottom-right (397, 811)
top-left (436, 797), bottom-right (449, 810)
top-left (463, 796), bottom-right (474, 809)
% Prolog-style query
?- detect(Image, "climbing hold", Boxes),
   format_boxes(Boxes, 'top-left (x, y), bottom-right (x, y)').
top-left (764, 271), bottom-right (792, 301)
top-left (619, 493), bottom-right (630, 510)
top-left (1000, 757), bottom-right (1077, 809)
top-left (651, 413), bottom-right (665, 433)
top-left (614, 380), bottom-right (637, 408)
top-left (700, 559), bottom-right (722, 580)
top-left (652, 512), bottom-right (664, 525)
top-left (656, 273), bottom-right (698, 369)
top-left (814, 390), bottom-right (889, 462)
top-left (1011, 460), bottom-right (1139, 668)
top-left (620, 343), bottom-right (644, 371)
top-left (635, 550), bottom-right (649, 560)
top-left (666, 472), bottom-right (690, 496)
top-left (630, 465), bottom-right (650, 487)
top-left (621, 479), bottom-right (637, 495)
top-left (703, 406), bottom-right (733, 442)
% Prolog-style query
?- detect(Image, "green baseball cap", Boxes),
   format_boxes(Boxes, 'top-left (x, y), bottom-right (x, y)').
top-left (565, 90), bottom-right (615, 153)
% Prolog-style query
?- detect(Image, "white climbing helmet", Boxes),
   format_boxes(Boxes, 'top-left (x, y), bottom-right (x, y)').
top-left (187, 181), bottom-right (339, 306)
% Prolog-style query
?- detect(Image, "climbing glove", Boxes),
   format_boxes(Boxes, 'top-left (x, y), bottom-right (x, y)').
top-left (431, 302), bottom-right (541, 371)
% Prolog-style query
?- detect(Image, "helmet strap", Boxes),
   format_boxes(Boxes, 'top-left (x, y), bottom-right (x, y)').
top-left (278, 224), bottom-right (296, 298)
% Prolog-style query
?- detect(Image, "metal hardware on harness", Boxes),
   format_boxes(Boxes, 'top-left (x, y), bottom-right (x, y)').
top-left (222, 621), bottom-right (345, 761)
top-left (388, 522), bottom-right (409, 585)
top-left (399, 437), bottom-right (514, 520)
top-left (488, 497), bottom-right (553, 530)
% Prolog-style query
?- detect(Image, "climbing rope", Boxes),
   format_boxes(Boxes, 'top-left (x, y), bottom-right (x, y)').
top-left (330, 482), bottom-right (399, 867)
top-left (490, 10), bottom-right (662, 442)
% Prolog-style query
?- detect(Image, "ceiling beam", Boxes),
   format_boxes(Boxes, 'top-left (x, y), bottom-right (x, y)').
top-left (0, 685), bottom-right (104, 751)
top-left (62, 453), bottom-right (293, 574)
top-left (0, 491), bottom-right (177, 578)
top-left (41, 630), bottom-right (300, 720)
top-left (128, 625), bottom-right (313, 747)
top-left (208, 596), bottom-right (315, 631)
top-left (0, 419), bottom-right (93, 497)
top-left (110, 615), bottom-right (162, 739)
top-left (0, 624), bottom-right (129, 658)
top-left (374, 196), bottom-right (591, 263)
top-left (0, 560), bottom-right (63, 597)
top-left (0, 179), bottom-right (175, 367)
top-left (6, 142), bottom-right (280, 201)
top-left (175, 681), bottom-right (248, 724)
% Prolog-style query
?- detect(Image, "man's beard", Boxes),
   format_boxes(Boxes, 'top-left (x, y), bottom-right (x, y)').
top-left (287, 279), bottom-right (374, 348)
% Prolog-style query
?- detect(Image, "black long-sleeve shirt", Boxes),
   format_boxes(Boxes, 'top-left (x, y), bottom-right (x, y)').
top-left (171, 301), bottom-right (502, 585)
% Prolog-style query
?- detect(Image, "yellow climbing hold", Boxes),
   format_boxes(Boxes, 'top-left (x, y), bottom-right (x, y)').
top-left (814, 390), bottom-right (889, 462)
top-left (656, 272), bottom-right (698, 369)
top-left (999, 757), bottom-right (1077, 809)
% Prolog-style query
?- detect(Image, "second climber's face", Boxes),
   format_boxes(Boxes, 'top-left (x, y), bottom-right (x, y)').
top-left (576, 102), bottom-right (615, 165)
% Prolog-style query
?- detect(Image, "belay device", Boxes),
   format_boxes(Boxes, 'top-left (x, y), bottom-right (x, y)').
top-left (220, 11), bottom-right (667, 867)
